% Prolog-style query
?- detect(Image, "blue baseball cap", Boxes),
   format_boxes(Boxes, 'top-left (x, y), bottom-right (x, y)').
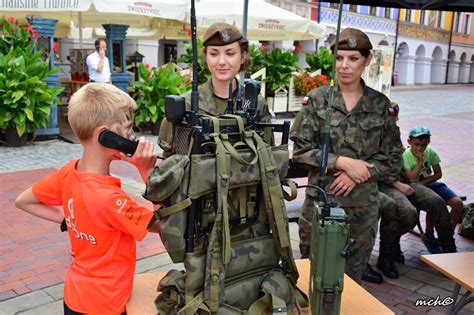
top-left (409, 125), bottom-right (431, 138)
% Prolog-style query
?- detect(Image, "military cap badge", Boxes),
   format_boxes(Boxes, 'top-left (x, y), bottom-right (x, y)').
top-left (348, 36), bottom-right (357, 48)
top-left (220, 30), bottom-right (230, 43)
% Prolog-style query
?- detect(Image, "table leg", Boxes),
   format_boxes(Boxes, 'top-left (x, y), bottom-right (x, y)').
top-left (447, 284), bottom-right (473, 315)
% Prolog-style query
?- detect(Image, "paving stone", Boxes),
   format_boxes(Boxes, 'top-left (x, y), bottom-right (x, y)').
top-left (17, 299), bottom-right (63, 315)
top-left (384, 274), bottom-right (425, 292)
top-left (0, 291), bottom-right (53, 314)
top-left (43, 283), bottom-right (64, 301)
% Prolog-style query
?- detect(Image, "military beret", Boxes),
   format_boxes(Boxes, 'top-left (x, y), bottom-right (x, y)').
top-left (330, 28), bottom-right (373, 51)
top-left (202, 22), bottom-right (246, 46)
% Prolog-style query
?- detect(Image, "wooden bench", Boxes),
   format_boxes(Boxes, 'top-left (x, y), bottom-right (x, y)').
top-left (126, 259), bottom-right (393, 314)
top-left (421, 252), bottom-right (474, 314)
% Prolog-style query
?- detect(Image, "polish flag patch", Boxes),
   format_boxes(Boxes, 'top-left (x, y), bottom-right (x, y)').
top-left (302, 96), bottom-right (310, 106)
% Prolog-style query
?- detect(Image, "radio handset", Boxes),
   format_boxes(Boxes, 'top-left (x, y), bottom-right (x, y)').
top-left (98, 130), bottom-right (138, 156)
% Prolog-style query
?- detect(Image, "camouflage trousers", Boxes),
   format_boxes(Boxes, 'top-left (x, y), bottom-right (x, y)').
top-left (410, 182), bottom-right (456, 248)
top-left (378, 182), bottom-right (455, 249)
top-left (299, 194), bottom-right (378, 282)
top-left (378, 187), bottom-right (418, 243)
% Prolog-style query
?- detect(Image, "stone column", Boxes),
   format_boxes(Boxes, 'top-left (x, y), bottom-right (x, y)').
top-left (396, 55), bottom-right (416, 85)
top-left (28, 17), bottom-right (59, 136)
top-left (430, 59), bottom-right (447, 84)
top-left (103, 24), bottom-right (131, 92)
top-left (414, 56), bottom-right (432, 85)
top-left (458, 62), bottom-right (471, 83)
top-left (447, 61), bottom-right (460, 84)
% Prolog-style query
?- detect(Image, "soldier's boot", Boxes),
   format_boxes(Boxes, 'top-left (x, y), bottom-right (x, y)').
top-left (393, 240), bottom-right (405, 263)
top-left (376, 242), bottom-right (399, 279)
top-left (439, 238), bottom-right (457, 253)
top-left (300, 244), bottom-right (310, 259)
top-left (362, 264), bottom-right (383, 284)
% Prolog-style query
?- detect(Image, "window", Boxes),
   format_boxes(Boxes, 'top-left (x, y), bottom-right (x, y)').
top-left (455, 12), bottom-right (462, 33)
top-left (437, 12), bottom-right (443, 28)
top-left (369, 6), bottom-right (377, 16)
top-left (329, 3), bottom-right (339, 9)
top-left (420, 10), bottom-right (426, 25)
top-left (405, 9), bottom-right (412, 22)
top-left (465, 14), bottom-right (471, 34)
top-left (385, 8), bottom-right (391, 19)
top-left (349, 5), bottom-right (357, 12)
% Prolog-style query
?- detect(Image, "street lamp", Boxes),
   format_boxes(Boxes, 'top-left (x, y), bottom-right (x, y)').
top-left (324, 34), bottom-right (335, 48)
top-left (129, 51), bottom-right (145, 81)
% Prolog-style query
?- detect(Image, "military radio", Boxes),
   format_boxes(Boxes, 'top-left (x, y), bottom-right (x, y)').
top-left (307, 2), bottom-right (353, 313)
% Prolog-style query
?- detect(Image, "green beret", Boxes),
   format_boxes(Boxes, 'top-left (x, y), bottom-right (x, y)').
top-left (202, 22), bottom-right (246, 46)
top-left (330, 28), bottom-right (373, 51)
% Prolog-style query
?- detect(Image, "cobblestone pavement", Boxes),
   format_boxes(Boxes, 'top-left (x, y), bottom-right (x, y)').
top-left (0, 84), bottom-right (473, 314)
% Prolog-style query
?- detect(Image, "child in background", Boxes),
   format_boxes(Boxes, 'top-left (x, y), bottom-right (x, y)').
top-left (403, 125), bottom-right (462, 253)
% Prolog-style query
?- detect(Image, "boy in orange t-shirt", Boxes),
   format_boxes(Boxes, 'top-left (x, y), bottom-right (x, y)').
top-left (15, 83), bottom-right (160, 314)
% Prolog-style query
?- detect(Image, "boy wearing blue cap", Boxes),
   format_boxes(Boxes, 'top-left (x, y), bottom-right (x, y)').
top-left (403, 125), bottom-right (462, 253)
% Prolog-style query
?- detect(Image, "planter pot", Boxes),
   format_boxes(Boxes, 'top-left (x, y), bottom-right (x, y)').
top-left (5, 128), bottom-right (28, 147)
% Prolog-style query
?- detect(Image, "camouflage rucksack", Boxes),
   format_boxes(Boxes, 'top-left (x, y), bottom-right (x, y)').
top-left (459, 203), bottom-right (474, 240)
top-left (145, 115), bottom-right (307, 314)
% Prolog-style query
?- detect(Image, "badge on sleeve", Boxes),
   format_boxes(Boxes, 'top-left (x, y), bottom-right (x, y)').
top-left (302, 96), bottom-right (310, 106)
top-left (388, 107), bottom-right (397, 117)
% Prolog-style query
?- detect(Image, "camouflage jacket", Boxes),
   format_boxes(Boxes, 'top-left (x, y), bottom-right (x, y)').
top-left (290, 81), bottom-right (403, 207)
top-left (158, 79), bottom-right (271, 156)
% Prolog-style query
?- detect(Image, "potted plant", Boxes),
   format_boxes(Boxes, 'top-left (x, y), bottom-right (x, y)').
top-left (131, 63), bottom-right (191, 135)
top-left (305, 46), bottom-right (333, 80)
top-left (293, 72), bottom-right (328, 96)
top-left (263, 48), bottom-right (299, 113)
top-left (176, 39), bottom-right (210, 85)
top-left (0, 17), bottom-right (62, 146)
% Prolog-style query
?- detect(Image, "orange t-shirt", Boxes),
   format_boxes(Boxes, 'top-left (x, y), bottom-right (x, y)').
top-left (32, 160), bottom-right (154, 314)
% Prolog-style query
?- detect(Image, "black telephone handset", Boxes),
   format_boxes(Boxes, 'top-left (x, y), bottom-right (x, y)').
top-left (98, 130), bottom-right (138, 156)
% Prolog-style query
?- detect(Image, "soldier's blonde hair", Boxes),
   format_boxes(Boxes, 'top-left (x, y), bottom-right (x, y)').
top-left (68, 83), bottom-right (136, 141)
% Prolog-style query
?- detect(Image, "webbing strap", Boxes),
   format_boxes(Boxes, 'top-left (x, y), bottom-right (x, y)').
top-left (239, 186), bottom-right (247, 224)
top-left (282, 180), bottom-right (298, 201)
top-left (253, 131), bottom-right (300, 282)
top-left (157, 198), bottom-right (192, 218)
top-left (179, 291), bottom-right (210, 315)
top-left (222, 114), bottom-right (259, 165)
top-left (202, 122), bottom-right (230, 312)
top-left (253, 132), bottom-right (289, 249)
top-left (248, 293), bottom-right (287, 315)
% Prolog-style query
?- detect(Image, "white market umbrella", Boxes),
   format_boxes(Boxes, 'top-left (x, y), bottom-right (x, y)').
top-left (0, 0), bottom-right (189, 44)
top-left (195, 0), bottom-right (326, 41)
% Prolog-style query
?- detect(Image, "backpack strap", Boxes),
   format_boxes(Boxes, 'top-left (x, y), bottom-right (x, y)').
top-left (203, 116), bottom-right (230, 312)
top-left (253, 131), bottom-right (300, 283)
top-left (248, 292), bottom-right (287, 315)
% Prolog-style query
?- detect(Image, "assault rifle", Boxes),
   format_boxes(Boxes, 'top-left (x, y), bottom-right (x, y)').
top-left (164, 0), bottom-right (290, 253)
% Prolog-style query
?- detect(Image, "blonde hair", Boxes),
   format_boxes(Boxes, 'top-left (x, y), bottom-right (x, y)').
top-left (68, 83), bottom-right (136, 141)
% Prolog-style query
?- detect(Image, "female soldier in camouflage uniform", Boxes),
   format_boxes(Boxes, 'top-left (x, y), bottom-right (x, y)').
top-left (290, 28), bottom-right (402, 282)
top-left (158, 22), bottom-right (272, 156)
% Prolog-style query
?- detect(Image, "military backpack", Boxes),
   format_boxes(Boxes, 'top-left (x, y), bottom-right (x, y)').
top-left (145, 115), bottom-right (307, 314)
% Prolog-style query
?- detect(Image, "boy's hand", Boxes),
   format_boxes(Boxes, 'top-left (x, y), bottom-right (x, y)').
top-left (412, 148), bottom-right (424, 161)
top-left (392, 181), bottom-right (415, 196)
top-left (121, 137), bottom-right (156, 182)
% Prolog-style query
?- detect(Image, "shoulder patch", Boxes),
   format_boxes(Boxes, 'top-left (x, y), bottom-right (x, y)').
top-left (302, 96), bottom-right (310, 106)
top-left (388, 107), bottom-right (398, 117)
